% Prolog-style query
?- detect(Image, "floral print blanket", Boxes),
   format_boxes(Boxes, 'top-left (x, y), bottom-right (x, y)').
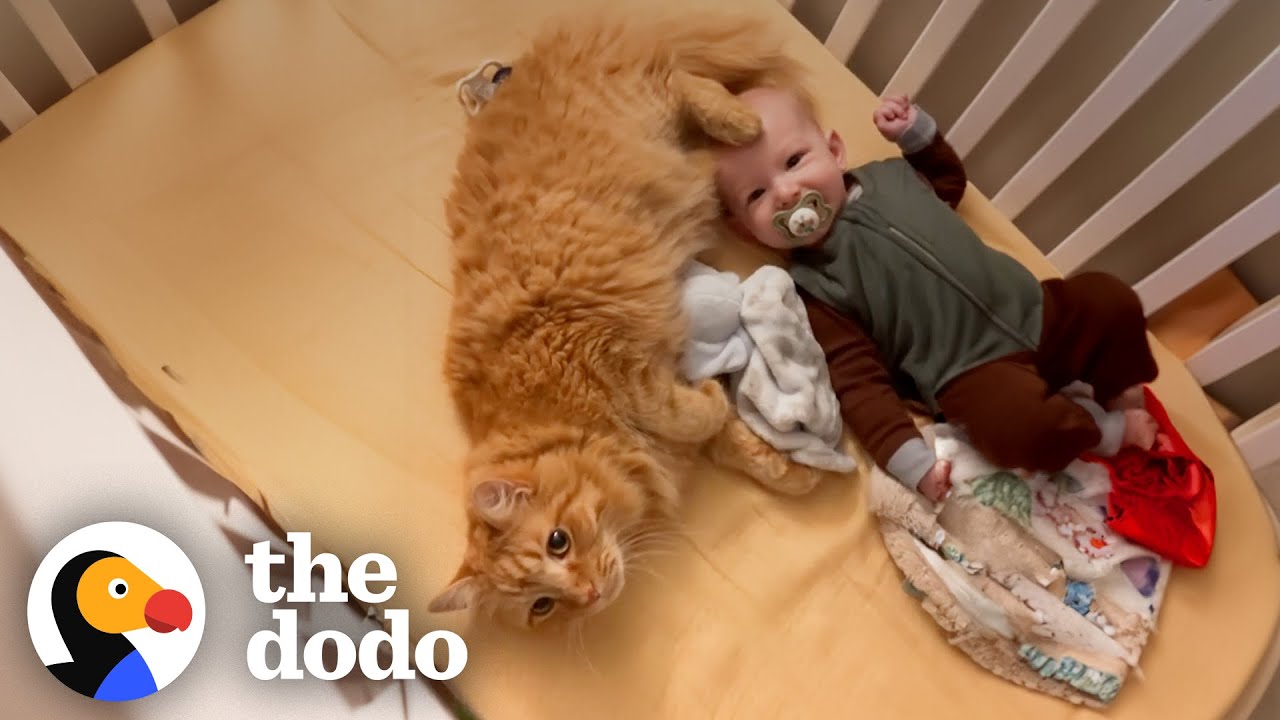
top-left (870, 424), bottom-right (1171, 707)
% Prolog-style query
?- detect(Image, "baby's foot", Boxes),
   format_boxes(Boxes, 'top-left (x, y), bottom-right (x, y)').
top-left (1122, 408), bottom-right (1159, 451)
top-left (1107, 385), bottom-right (1147, 412)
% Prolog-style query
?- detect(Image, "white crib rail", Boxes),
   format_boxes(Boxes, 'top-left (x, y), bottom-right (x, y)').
top-left (1049, 46), bottom-right (1280, 275)
top-left (1135, 184), bottom-right (1280, 316)
top-left (881, 0), bottom-right (980, 99)
top-left (786, 0), bottom-right (1280, 477)
top-left (0, 0), bottom-right (191, 136)
top-left (990, 0), bottom-right (1235, 219)
top-left (946, 0), bottom-right (1098, 159)
top-left (822, 0), bottom-right (881, 66)
top-left (9, 0), bottom-right (97, 90)
top-left (0, 69), bottom-right (36, 132)
top-left (131, 0), bottom-right (180, 39)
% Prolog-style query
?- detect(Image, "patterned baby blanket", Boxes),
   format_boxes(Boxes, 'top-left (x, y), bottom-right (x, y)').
top-left (870, 424), bottom-right (1172, 707)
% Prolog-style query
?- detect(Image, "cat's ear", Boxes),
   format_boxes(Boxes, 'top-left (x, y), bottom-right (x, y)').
top-left (470, 475), bottom-right (531, 528)
top-left (428, 566), bottom-right (479, 613)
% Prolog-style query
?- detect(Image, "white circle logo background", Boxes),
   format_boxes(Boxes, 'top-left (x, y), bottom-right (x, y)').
top-left (27, 521), bottom-right (206, 694)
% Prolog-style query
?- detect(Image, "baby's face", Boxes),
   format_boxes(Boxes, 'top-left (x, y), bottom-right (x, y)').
top-left (715, 88), bottom-right (847, 249)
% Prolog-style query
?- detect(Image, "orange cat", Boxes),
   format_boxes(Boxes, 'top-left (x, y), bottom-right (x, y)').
top-left (429, 11), bottom-right (810, 629)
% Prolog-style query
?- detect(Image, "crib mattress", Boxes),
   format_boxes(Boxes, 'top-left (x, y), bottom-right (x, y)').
top-left (0, 0), bottom-right (1277, 718)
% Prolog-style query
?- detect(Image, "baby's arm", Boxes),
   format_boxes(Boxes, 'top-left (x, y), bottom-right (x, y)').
top-left (874, 96), bottom-right (967, 209)
top-left (800, 290), bottom-right (942, 495)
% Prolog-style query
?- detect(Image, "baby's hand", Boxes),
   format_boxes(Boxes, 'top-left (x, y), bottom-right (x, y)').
top-left (1122, 408), bottom-right (1159, 451)
top-left (873, 95), bottom-right (918, 142)
top-left (918, 459), bottom-right (952, 503)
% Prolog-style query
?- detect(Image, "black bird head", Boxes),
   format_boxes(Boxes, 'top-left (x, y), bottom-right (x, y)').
top-left (46, 550), bottom-right (192, 697)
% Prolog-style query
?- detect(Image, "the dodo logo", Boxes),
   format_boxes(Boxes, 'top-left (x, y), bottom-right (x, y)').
top-left (27, 522), bottom-right (205, 702)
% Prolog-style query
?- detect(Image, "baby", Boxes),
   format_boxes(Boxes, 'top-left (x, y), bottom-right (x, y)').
top-left (714, 87), bottom-right (1160, 503)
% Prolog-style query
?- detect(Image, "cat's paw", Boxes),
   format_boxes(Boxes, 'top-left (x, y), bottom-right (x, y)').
top-left (707, 104), bottom-right (762, 147)
top-left (696, 378), bottom-right (731, 424)
top-left (707, 416), bottom-right (825, 495)
top-left (764, 463), bottom-right (825, 496)
top-left (673, 70), bottom-right (762, 147)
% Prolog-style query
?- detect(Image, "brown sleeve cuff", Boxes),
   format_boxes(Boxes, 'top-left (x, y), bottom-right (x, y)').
top-left (904, 132), bottom-right (967, 209)
top-left (800, 289), bottom-right (924, 470)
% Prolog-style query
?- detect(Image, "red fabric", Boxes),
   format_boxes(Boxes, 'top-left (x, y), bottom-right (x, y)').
top-left (1090, 387), bottom-right (1217, 568)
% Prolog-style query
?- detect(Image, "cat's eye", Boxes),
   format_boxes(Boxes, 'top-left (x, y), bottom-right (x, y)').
top-left (531, 596), bottom-right (555, 616)
top-left (786, 152), bottom-right (804, 169)
top-left (547, 528), bottom-right (571, 557)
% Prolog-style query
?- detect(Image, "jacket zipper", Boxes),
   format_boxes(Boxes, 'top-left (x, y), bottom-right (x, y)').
top-left (884, 224), bottom-right (1036, 350)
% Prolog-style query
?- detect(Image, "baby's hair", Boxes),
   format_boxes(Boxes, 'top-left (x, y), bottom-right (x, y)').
top-left (725, 80), bottom-right (822, 137)
top-left (785, 82), bottom-right (822, 130)
top-left (744, 71), bottom-right (819, 118)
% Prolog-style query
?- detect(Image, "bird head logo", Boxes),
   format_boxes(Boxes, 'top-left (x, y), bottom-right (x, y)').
top-left (28, 522), bottom-right (205, 702)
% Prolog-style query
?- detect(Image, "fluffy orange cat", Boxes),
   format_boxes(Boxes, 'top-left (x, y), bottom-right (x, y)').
top-left (429, 12), bottom-right (814, 629)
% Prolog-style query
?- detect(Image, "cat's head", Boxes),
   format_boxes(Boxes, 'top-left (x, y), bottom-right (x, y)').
top-left (429, 439), bottom-right (661, 629)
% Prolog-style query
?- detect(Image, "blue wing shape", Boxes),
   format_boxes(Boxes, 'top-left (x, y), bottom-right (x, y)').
top-left (94, 649), bottom-right (158, 701)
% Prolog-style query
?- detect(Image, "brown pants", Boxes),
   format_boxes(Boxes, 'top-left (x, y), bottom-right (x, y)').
top-left (935, 272), bottom-right (1158, 473)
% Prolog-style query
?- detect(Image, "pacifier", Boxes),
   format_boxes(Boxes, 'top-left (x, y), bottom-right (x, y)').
top-left (456, 60), bottom-right (513, 116)
top-left (772, 190), bottom-right (834, 244)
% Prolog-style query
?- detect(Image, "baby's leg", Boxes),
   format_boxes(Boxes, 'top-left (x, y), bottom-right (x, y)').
top-left (1107, 385), bottom-right (1147, 411)
top-left (936, 355), bottom-right (1102, 473)
top-left (705, 416), bottom-right (826, 495)
top-left (629, 370), bottom-right (730, 444)
top-left (1036, 272), bottom-right (1159, 408)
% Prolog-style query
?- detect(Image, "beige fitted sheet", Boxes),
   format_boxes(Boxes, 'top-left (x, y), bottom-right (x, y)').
top-left (0, 0), bottom-right (1277, 718)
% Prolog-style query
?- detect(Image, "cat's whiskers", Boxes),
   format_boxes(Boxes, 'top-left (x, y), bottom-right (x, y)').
top-left (625, 562), bottom-right (672, 586)
top-left (620, 537), bottom-right (683, 565)
top-left (619, 523), bottom-right (686, 551)
top-left (567, 619), bottom-right (602, 678)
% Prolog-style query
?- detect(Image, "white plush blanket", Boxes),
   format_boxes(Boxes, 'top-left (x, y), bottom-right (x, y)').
top-left (679, 260), bottom-right (855, 473)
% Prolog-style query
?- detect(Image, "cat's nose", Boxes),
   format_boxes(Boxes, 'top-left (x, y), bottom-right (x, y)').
top-left (583, 584), bottom-right (600, 605)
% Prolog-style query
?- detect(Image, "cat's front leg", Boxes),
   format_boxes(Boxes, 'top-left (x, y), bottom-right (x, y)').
top-left (631, 373), bottom-right (730, 444)
top-left (670, 69), bottom-right (761, 147)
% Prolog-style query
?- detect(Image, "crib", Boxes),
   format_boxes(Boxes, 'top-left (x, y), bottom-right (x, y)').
top-left (3, 0), bottom-right (1275, 480)
top-left (1, 0), bottom-right (1278, 718)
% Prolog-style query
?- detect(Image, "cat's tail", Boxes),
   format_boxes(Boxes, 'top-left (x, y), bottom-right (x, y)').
top-left (659, 13), bottom-right (808, 95)
top-left (655, 12), bottom-right (814, 146)
top-left (521, 9), bottom-right (813, 146)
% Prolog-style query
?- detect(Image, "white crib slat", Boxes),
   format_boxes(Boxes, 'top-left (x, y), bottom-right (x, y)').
top-left (947, 0), bottom-right (1098, 158)
top-left (1135, 183), bottom-right (1280, 316)
top-left (1186, 297), bottom-right (1280, 387)
top-left (9, 0), bottom-right (97, 90)
top-left (1234, 402), bottom-right (1280, 473)
top-left (0, 70), bottom-right (38, 134)
top-left (991, 0), bottom-right (1235, 219)
top-left (823, 0), bottom-right (883, 65)
top-left (1050, 47), bottom-right (1280, 274)
top-left (883, 0), bottom-right (981, 98)
top-left (131, 0), bottom-right (179, 40)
